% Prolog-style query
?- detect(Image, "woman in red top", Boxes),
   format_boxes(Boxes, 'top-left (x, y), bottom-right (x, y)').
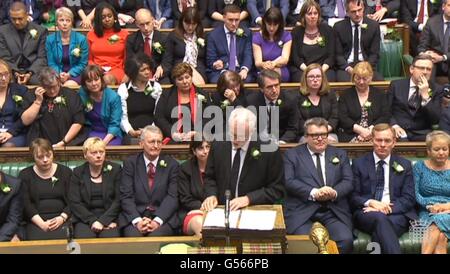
top-left (87, 2), bottom-right (128, 85)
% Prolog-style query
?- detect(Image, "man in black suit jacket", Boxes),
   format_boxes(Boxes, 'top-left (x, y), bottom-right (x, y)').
top-left (246, 69), bottom-right (299, 143)
top-left (334, 0), bottom-right (382, 81)
top-left (400, 0), bottom-right (440, 56)
top-left (0, 172), bottom-right (22, 242)
top-left (418, 0), bottom-right (450, 81)
top-left (351, 124), bottom-right (417, 254)
top-left (126, 8), bottom-right (169, 84)
top-left (388, 54), bottom-right (443, 141)
top-left (202, 107), bottom-right (285, 212)
top-left (284, 117), bottom-right (354, 254)
top-left (120, 125), bottom-right (179, 236)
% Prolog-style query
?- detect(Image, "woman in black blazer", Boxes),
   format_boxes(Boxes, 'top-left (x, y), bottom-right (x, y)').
top-left (68, 137), bottom-right (121, 238)
top-left (19, 138), bottom-right (72, 240)
top-left (163, 7), bottom-right (207, 85)
top-left (0, 171), bottom-right (22, 242)
top-left (338, 62), bottom-right (390, 142)
top-left (289, 1), bottom-right (336, 82)
top-left (298, 63), bottom-right (338, 142)
top-left (155, 63), bottom-right (212, 143)
top-left (178, 136), bottom-right (210, 236)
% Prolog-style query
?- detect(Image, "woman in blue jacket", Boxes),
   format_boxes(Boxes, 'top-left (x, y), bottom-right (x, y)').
top-left (79, 65), bottom-right (123, 146)
top-left (46, 7), bottom-right (88, 86)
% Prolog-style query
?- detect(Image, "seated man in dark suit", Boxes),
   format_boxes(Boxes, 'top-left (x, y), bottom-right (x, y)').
top-left (351, 123), bottom-right (417, 254)
top-left (0, 171), bottom-right (22, 242)
top-left (365, 0), bottom-right (399, 22)
top-left (126, 8), bottom-right (169, 83)
top-left (417, 0), bottom-right (450, 81)
top-left (246, 0), bottom-right (289, 26)
top-left (201, 107), bottom-right (285, 212)
top-left (0, 1), bottom-right (47, 85)
top-left (120, 125), bottom-right (179, 236)
top-left (439, 89), bottom-right (450, 134)
top-left (334, 0), bottom-right (382, 82)
top-left (284, 117), bottom-right (354, 254)
top-left (388, 54), bottom-right (443, 141)
top-left (206, 4), bottom-right (254, 83)
top-left (246, 69), bottom-right (299, 144)
top-left (320, 0), bottom-right (348, 21)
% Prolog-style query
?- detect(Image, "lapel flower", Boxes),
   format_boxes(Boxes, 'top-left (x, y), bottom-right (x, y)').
top-left (392, 161), bottom-right (404, 173)
top-left (235, 28), bottom-right (244, 37)
top-left (12, 95), bottom-right (23, 106)
top-left (220, 99), bottom-right (230, 109)
top-left (29, 29), bottom-right (38, 39)
top-left (197, 94), bottom-right (206, 103)
top-left (108, 34), bottom-right (120, 44)
top-left (152, 42), bottom-right (165, 54)
top-left (278, 40), bottom-right (284, 48)
top-left (251, 147), bottom-right (261, 160)
top-left (159, 160), bottom-right (167, 168)
top-left (360, 23), bottom-right (368, 30)
top-left (196, 37), bottom-right (205, 47)
top-left (363, 101), bottom-right (372, 109)
top-left (144, 86), bottom-right (154, 96)
top-left (428, 88), bottom-right (433, 98)
top-left (85, 100), bottom-right (93, 112)
top-left (53, 95), bottom-right (67, 106)
top-left (51, 176), bottom-right (58, 188)
top-left (431, 0), bottom-right (439, 4)
top-left (317, 36), bottom-right (326, 47)
top-left (71, 46), bottom-right (81, 57)
top-left (0, 182), bottom-right (11, 193)
top-left (301, 99), bottom-right (312, 108)
top-left (276, 99), bottom-right (282, 106)
top-left (103, 164), bottom-right (113, 172)
top-left (331, 156), bottom-right (340, 165)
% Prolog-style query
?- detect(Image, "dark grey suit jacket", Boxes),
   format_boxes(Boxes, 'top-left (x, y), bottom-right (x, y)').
top-left (0, 172), bottom-right (22, 242)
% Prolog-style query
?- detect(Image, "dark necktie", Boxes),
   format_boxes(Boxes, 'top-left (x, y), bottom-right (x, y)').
top-left (267, 101), bottom-right (274, 134)
top-left (229, 32), bottom-right (237, 71)
top-left (444, 22), bottom-right (450, 56)
top-left (230, 148), bottom-right (241, 197)
top-left (408, 86), bottom-right (421, 112)
top-left (353, 23), bottom-right (360, 63)
top-left (144, 36), bottom-right (152, 57)
top-left (147, 163), bottom-right (156, 190)
top-left (374, 160), bottom-right (385, 201)
top-left (315, 153), bottom-right (325, 186)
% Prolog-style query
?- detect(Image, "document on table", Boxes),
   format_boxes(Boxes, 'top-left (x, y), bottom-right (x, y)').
top-left (238, 210), bottom-right (276, 230)
top-left (203, 208), bottom-right (240, 228)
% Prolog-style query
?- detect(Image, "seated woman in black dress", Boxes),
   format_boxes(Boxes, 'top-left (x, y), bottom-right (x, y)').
top-left (69, 137), bottom-right (121, 238)
top-left (20, 67), bottom-right (87, 147)
top-left (337, 61), bottom-right (390, 142)
top-left (155, 63), bottom-right (211, 143)
top-left (163, 7), bottom-right (206, 85)
top-left (118, 54), bottom-right (162, 145)
top-left (298, 63), bottom-right (338, 142)
top-left (289, 0), bottom-right (336, 82)
top-left (178, 136), bottom-right (211, 237)
top-left (0, 59), bottom-right (28, 147)
top-left (0, 171), bottom-right (22, 242)
top-left (19, 138), bottom-right (72, 240)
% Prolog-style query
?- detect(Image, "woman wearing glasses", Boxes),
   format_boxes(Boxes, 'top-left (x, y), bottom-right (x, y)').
top-left (337, 62), bottom-right (390, 142)
top-left (298, 63), bottom-right (338, 143)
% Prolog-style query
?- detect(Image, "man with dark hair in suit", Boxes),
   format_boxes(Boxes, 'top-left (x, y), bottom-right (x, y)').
top-left (143, 0), bottom-right (173, 29)
top-left (246, 69), bottom-right (299, 143)
top-left (206, 4), bottom-right (254, 83)
top-left (126, 8), bottom-right (169, 83)
top-left (418, 0), bottom-right (450, 81)
top-left (201, 107), bottom-right (285, 212)
top-left (120, 125), bottom-right (179, 236)
top-left (284, 117), bottom-right (354, 254)
top-left (351, 123), bottom-right (417, 254)
top-left (388, 54), bottom-right (443, 141)
top-left (0, 1), bottom-right (47, 85)
top-left (333, 0), bottom-right (382, 82)
top-left (247, 0), bottom-right (289, 26)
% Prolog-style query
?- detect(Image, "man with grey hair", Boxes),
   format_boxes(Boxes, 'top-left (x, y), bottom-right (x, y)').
top-left (119, 125), bottom-right (180, 236)
top-left (202, 107), bottom-right (285, 212)
top-left (284, 117), bottom-right (354, 253)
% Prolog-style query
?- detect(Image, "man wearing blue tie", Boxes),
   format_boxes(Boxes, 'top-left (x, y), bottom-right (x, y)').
top-left (350, 123), bottom-right (417, 254)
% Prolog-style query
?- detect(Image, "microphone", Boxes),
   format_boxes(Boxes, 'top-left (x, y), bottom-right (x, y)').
top-left (224, 189), bottom-right (231, 246)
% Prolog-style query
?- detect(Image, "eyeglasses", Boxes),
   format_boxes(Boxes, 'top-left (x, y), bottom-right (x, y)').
top-left (148, 140), bottom-right (163, 146)
top-left (413, 65), bottom-right (432, 72)
top-left (0, 72), bottom-right (9, 79)
top-left (306, 132), bottom-right (328, 140)
top-left (307, 75), bottom-right (322, 80)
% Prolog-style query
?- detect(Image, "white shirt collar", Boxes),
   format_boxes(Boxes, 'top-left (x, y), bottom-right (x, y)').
top-left (373, 152), bottom-right (391, 166)
top-left (144, 154), bottom-right (159, 169)
top-left (141, 32), bottom-right (154, 41)
top-left (306, 145), bottom-right (324, 157)
top-left (232, 138), bottom-right (251, 153)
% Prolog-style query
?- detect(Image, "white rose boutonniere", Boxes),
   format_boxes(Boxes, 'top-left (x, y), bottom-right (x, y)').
top-left (301, 99), bottom-right (312, 108)
top-left (108, 34), bottom-right (120, 44)
top-left (278, 40), bottom-right (284, 48)
top-left (103, 164), bottom-right (113, 173)
top-left (29, 29), bottom-right (38, 39)
top-left (276, 99), bottom-right (282, 106)
top-left (51, 176), bottom-right (59, 188)
top-left (53, 96), bottom-right (67, 107)
top-left (85, 100), bottom-right (93, 112)
top-left (71, 46), bottom-right (81, 57)
top-left (197, 94), bottom-right (206, 103)
top-left (12, 95), bottom-right (23, 106)
top-left (360, 23), bottom-right (368, 30)
top-left (236, 28), bottom-right (245, 37)
top-left (317, 36), bottom-right (326, 47)
top-left (0, 182), bottom-right (11, 193)
top-left (363, 101), bottom-right (372, 109)
top-left (196, 37), bottom-right (205, 47)
top-left (144, 86), bottom-right (154, 96)
top-left (220, 99), bottom-right (230, 109)
top-left (331, 156), bottom-right (340, 165)
top-left (251, 147), bottom-right (261, 160)
top-left (392, 161), bottom-right (404, 173)
top-left (159, 160), bottom-right (168, 168)
top-left (152, 42), bottom-right (165, 54)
